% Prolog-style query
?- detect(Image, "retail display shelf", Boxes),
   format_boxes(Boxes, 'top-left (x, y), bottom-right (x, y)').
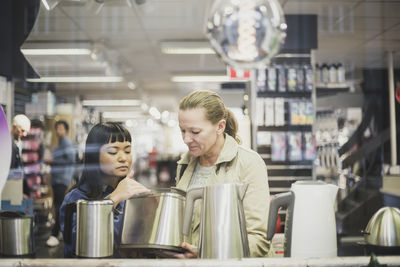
top-left (259, 153), bottom-right (271, 159)
top-left (316, 92), bottom-right (364, 109)
top-left (268, 176), bottom-right (311, 181)
top-left (257, 91), bottom-right (312, 98)
top-left (258, 125), bottom-right (312, 132)
top-left (266, 164), bottom-right (313, 170)
top-left (270, 187), bottom-right (291, 193)
top-left (264, 158), bottom-right (313, 164)
top-left (316, 86), bottom-right (350, 97)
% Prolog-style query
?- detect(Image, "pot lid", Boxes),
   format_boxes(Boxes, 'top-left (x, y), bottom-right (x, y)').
top-left (130, 187), bottom-right (186, 199)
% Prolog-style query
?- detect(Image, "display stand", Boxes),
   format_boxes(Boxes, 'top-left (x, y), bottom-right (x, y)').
top-left (253, 54), bottom-right (316, 194)
top-left (249, 14), bottom-right (318, 195)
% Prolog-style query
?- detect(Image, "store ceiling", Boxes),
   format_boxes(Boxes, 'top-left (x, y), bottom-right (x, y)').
top-left (23, 0), bottom-right (400, 115)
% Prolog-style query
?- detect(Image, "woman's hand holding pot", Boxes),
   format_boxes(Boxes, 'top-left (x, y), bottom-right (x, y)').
top-left (109, 171), bottom-right (150, 207)
top-left (176, 242), bottom-right (198, 258)
top-left (154, 242), bottom-right (198, 258)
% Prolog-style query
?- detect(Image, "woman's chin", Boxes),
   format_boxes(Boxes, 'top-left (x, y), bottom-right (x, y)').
top-left (189, 151), bottom-right (200, 157)
top-left (114, 170), bottom-right (129, 177)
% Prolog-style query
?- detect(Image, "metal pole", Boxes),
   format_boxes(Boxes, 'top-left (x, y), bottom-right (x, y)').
top-left (388, 51), bottom-right (397, 166)
top-left (249, 69), bottom-right (257, 150)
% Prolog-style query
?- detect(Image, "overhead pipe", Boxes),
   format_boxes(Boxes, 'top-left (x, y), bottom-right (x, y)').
top-left (387, 51), bottom-right (397, 166)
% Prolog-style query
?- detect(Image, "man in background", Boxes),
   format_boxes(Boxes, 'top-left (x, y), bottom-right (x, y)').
top-left (46, 120), bottom-right (76, 247)
top-left (9, 114), bottom-right (31, 196)
top-left (10, 114), bottom-right (31, 171)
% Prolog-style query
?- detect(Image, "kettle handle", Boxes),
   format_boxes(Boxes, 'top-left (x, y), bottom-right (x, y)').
top-left (63, 202), bottom-right (77, 245)
top-left (182, 188), bottom-right (204, 236)
top-left (266, 191), bottom-right (294, 240)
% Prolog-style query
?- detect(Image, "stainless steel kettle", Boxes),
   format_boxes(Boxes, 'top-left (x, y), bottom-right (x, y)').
top-left (120, 188), bottom-right (186, 252)
top-left (0, 210), bottom-right (34, 257)
top-left (64, 199), bottom-right (114, 258)
top-left (363, 207), bottom-right (400, 247)
top-left (183, 183), bottom-right (249, 259)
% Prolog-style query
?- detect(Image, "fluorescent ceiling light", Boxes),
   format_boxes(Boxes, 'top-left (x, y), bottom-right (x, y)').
top-left (161, 41), bottom-right (215, 55)
top-left (82, 100), bottom-right (141, 106)
top-left (21, 48), bottom-right (92, 56)
top-left (171, 75), bottom-right (233, 83)
top-left (26, 76), bottom-right (124, 83)
top-left (102, 111), bottom-right (145, 119)
top-left (162, 47), bottom-right (215, 54)
top-left (275, 53), bottom-right (311, 58)
top-left (21, 41), bottom-right (93, 56)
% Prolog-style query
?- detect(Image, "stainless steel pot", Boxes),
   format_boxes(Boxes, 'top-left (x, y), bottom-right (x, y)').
top-left (64, 199), bottom-right (114, 258)
top-left (363, 206), bottom-right (400, 247)
top-left (0, 210), bottom-right (34, 256)
top-left (120, 187), bottom-right (186, 252)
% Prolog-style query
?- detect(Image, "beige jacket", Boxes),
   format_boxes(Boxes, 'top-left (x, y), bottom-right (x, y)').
top-left (175, 134), bottom-right (271, 257)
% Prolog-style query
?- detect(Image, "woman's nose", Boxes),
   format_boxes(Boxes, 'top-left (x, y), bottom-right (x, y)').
top-left (183, 133), bottom-right (192, 144)
top-left (118, 152), bottom-right (127, 161)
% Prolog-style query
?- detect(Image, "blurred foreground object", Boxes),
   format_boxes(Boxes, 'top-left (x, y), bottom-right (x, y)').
top-left (206, 0), bottom-right (286, 68)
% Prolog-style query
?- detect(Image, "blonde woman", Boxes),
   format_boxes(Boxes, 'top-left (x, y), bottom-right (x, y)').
top-left (175, 90), bottom-right (270, 258)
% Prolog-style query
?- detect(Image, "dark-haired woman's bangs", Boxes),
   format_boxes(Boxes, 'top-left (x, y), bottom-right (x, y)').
top-left (108, 124), bottom-right (131, 143)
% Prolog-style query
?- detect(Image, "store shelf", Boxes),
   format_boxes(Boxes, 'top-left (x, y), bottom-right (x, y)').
top-left (266, 164), bottom-right (313, 170)
top-left (316, 92), bottom-right (364, 109)
top-left (258, 125), bottom-right (312, 132)
top-left (316, 85), bottom-right (350, 97)
top-left (268, 176), bottom-right (311, 181)
top-left (270, 187), bottom-right (291, 193)
top-left (257, 91), bottom-right (312, 98)
top-left (253, 48), bottom-right (316, 194)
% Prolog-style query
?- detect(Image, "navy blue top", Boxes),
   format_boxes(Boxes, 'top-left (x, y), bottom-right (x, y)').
top-left (51, 136), bottom-right (76, 186)
top-left (60, 183), bottom-right (125, 258)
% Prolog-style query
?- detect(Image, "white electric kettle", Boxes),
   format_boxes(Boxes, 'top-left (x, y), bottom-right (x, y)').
top-left (267, 181), bottom-right (338, 258)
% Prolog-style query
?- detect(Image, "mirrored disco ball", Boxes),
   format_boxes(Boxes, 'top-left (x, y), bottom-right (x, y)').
top-left (206, 0), bottom-right (287, 69)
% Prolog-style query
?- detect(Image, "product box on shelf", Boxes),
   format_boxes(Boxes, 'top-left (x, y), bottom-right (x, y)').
top-left (289, 101), bottom-right (300, 125)
top-left (288, 132), bottom-right (303, 161)
top-left (256, 98), bottom-right (265, 126)
top-left (277, 65), bottom-right (287, 92)
top-left (267, 65), bottom-right (277, 92)
top-left (303, 132), bottom-right (316, 161)
top-left (297, 65), bottom-right (305, 91)
top-left (271, 132), bottom-right (287, 161)
top-left (287, 65), bottom-right (298, 92)
top-left (274, 98), bottom-right (285, 126)
top-left (257, 131), bottom-right (272, 146)
top-left (1, 179), bottom-right (23, 205)
top-left (265, 98), bottom-right (274, 126)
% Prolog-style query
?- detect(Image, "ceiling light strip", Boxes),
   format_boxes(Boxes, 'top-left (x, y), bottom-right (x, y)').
top-left (161, 48), bottom-right (215, 54)
top-left (275, 53), bottom-right (311, 58)
top-left (82, 100), bottom-right (141, 106)
top-left (171, 75), bottom-right (247, 83)
top-left (26, 76), bottom-right (124, 83)
top-left (21, 48), bottom-right (92, 56)
top-left (102, 112), bottom-right (144, 118)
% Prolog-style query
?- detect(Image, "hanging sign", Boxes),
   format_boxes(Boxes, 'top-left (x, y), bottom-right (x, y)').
top-left (227, 67), bottom-right (251, 80)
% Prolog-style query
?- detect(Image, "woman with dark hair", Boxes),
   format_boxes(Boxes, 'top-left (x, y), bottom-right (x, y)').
top-left (59, 122), bottom-right (149, 257)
